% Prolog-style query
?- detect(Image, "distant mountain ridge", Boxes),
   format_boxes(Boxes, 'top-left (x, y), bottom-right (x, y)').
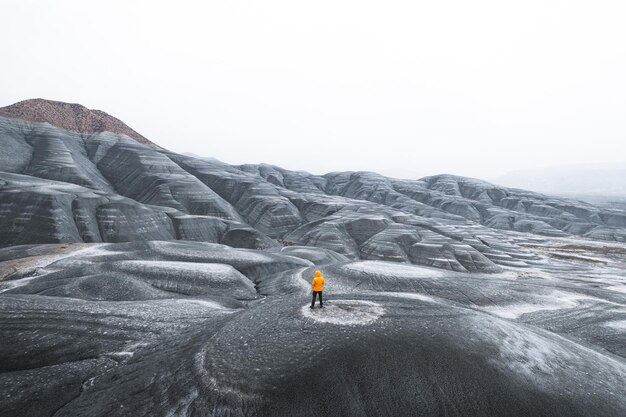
top-left (494, 162), bottom-right (626, 199)
top-left (0, 98), bottom-right (154, 145)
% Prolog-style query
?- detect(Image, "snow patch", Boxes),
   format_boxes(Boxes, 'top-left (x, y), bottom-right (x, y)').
top-left (7, 244), bottom-right (108, 272)
top-left (165, 388), bottom-right (199, 417)
top-left (149, 241), bottom-right (273, 263)
top-left (344, 261), bottom-right (446, 278)
top-left (302, 300), bottom-right (384, 325)
top-left (383, 292), bottom-right (437, 303)
top-left (605, 320), bottom-right (626, 330)
top-left (176, 299), bottom-right (233, 311)
top-left (494, 322), bottom-right (577, 376)
top-left (109, 351), bottom-right (134, 358)
top-left (481, 291), bottom-right (589, 319)
top-left (608, 285), bottom-right (626, 295)
top-left (116, 260), bottom-right (238, 276)
top-left (0, 276), bottom-right (38, 293)
top-left (0, 244), bottom-right (108, 292)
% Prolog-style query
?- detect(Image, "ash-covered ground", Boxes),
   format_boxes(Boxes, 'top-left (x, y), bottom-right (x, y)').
top-left (1, 236), bottom-right (625, 417)
top-left (1, 100), bottom-right (625, 416)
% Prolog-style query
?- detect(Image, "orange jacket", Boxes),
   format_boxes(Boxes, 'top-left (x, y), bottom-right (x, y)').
top-left (312, 270), bottom-right (325, 292)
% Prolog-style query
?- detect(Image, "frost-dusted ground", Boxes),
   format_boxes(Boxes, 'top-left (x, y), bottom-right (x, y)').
top-left (3, 98), bottom-right (626, 417)
top-left (1, 236), bottom-right (625, 417)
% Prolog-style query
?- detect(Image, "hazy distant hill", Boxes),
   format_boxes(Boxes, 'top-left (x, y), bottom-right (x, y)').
top-left (494, 162), bottom-right (626, 200)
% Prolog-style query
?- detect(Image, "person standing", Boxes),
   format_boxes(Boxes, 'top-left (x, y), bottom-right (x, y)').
top-left (310, 270), bottom-right (325, 309)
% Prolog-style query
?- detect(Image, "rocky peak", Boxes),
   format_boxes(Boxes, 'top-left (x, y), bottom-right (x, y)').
top-left (0, 98), bottom-right (154, 145)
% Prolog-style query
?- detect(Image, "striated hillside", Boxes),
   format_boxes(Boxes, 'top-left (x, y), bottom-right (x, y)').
top-left (1, 99), bottom-right (626, 417)
top-left (1, 99), bottom-right (625, 273)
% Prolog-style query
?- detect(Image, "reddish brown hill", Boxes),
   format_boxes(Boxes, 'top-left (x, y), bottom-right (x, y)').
top-left (0, 98), bottom-right (154, 145)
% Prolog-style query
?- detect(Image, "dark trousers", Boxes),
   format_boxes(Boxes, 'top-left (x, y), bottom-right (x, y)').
top-left (311, 291), bottom-right (323, 307)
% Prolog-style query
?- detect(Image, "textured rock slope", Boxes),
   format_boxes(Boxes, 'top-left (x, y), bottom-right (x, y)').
top-left (1, 99), bottom-right (626, 416)
top-left (2, 100), bottom-right (626, 274)
top-left (1, 239), bottom-right (626, 416)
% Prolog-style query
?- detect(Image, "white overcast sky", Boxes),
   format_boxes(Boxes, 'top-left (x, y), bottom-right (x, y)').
top-left (2, 0), bottom-right (625, 180)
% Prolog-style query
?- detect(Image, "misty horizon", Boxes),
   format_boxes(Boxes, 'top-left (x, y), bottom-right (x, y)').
top-left (3, 0), bottom-right (625, 182)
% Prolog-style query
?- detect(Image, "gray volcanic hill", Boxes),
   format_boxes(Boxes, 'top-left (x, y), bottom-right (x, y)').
top-left (1, 99), bottom-right (626, 417)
